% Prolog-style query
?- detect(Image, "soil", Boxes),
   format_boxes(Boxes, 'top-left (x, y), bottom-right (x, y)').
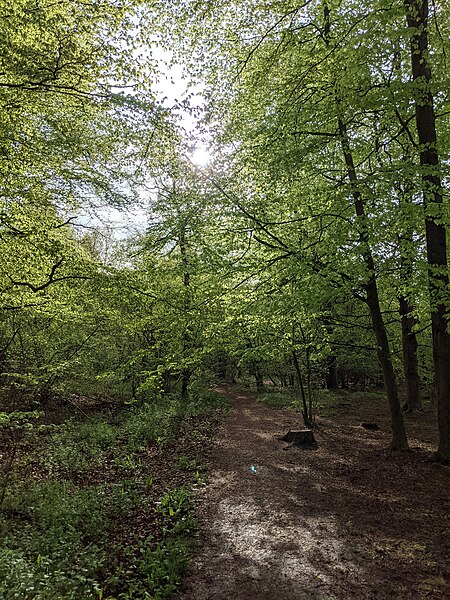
top-left (178, 386), bottom-right (450, 600)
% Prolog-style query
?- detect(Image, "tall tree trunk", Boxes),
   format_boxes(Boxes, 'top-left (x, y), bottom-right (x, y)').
top-left (395, 183), bottom-right (422, 412)
top-left (404, 0), bottom-right (450, 462)
top-left (323, 3), bottom-right (408, 450)
top-left (389, 45), bottom-right (423, 413)
top-left (396, 190), bottom-right (422, 412)
top-left (339, 117), bottom-right (408, 448)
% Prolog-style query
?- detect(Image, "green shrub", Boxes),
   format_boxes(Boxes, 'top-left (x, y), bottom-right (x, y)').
top-left (0, 384), bottom-right (224, 599)
top-left (187, 385), bottom-right (232, 416)
top-left (125, 401), bottom-right (174, 449)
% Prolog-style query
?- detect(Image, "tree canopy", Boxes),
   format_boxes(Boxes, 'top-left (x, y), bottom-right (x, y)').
top-left (0, 0), bottom-right (449, 460)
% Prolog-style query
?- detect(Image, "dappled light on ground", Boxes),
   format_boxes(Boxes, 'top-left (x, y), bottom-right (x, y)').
top-left (179, 387), bottom-right (449, 600)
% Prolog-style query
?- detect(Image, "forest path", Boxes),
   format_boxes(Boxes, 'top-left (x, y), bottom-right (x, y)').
top-left (177, 386), bottom-right (449, 600)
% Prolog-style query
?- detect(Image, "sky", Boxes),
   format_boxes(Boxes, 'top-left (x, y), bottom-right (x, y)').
top-left (153, 50), bottom-right (211, 165)
top-left (89, 48), bottom-right (211, 240)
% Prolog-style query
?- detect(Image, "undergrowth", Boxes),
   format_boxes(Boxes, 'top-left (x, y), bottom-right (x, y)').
top-left (257, 389), bottom-right (300, 410)
top-left (0, 387), bottom-right (229, 599)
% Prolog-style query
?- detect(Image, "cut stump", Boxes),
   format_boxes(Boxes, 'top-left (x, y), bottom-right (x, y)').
top-left (360, 422), bottom-right (379, 431)
top-left (277, 429), bottom-right (317, 448)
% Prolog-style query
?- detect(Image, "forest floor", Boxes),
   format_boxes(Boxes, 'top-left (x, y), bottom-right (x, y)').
top-left (178, 386), bottom-right (450, 600)
top-left (0, 390), bottom-right (229, 599)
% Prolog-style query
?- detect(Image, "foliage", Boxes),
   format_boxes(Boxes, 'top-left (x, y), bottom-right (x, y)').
top-left (148, 0), bottom-right (450, 453)
top-left (0, 386), bottom-right (224, 599)
top-left (1, 3), bottom-right (450, 598)
top-left (257, 390), bottom-right (298, 410)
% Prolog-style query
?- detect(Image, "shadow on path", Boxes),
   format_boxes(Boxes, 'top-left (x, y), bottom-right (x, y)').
top-left (178, 386), bottom-right (450, 600)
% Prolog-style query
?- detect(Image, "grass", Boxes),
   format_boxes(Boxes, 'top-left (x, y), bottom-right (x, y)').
top-left (0, 387), bottom-right (228, 599)
top-left (256, 386), bottom-right (391, 418)
top-left (257, 389), bottom-right (301, 410)
top-left (315, 388), bottom-right (387, 417)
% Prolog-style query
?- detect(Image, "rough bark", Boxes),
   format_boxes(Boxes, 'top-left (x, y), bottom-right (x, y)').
top-left (404, 0), bottom-right (450, 462)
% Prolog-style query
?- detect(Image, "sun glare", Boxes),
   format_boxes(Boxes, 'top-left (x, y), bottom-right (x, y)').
top-left (191, 146), bottom-right (212, 167)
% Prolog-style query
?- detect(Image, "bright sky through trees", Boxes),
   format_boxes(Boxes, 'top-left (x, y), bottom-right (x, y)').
top-left (86, 47), bottom-right (210, 238)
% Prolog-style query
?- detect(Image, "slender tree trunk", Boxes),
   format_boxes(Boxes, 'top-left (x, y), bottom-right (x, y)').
top-left (253, 362), bottom-right (264, 392)
top-left (404, 0), bottom-right (450, 462)
top-left (399, 295), bottom-right (422, 412)
top-left (299, 323), bottom-right (314, 424)
top-left (292, 349), bottom-right (310, 427)
top-left (361, 271), bottom-right (408, 450)
top-left (179, 222), bottom-right (192, 404)
top-left (396, 187), bottom-right (422, 412)
top-left (322, 316), bottom-right (338, 389)
top-left (389, 44), bottom-right (423, 413)
top-left (323, 3), bottom-right (408, 450)
top-left (340, 119), bottom-right (408, 448)
top-left (246, 340), bottom-right (264, 391)
top-left (216, 351), bottom-right (227, 380)
top-left (395, 182), bottom-right (422, 412)
top-left (325, 355), bottom-right (338, 390)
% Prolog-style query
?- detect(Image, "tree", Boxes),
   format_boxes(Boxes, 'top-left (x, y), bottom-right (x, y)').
top-left (0, 0), bottom-right (169, 405)
top-left (154, 0), bottom-right (450, 456)
top-left (403, 0), bottom-right (450, 462)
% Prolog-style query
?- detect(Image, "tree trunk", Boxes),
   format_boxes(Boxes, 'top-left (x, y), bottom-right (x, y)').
top-left (393, 144), bottom-right (422, 413)
top-left (398, 295), bottom-right (422, 412)
top-left (179, 221), bottom-right (192, 403)
top-left (325, 355), bottom-right (338, 390)
top-left (292, 349), bottom-right (311, 427)
top-left (216, 350), bottom-right (228, 380)
top-left (253, 362), bottom-right (264, 392)
top-left (323, 2), bottom-right (408, 450)
top-left (337, 117), bottom-right (407, 447)
top-left (404, 0), bottom-right (450, 462)
top-left (363, 276), bottom-right (408, 449)
top-left (337, 115), bottom-right (407, 449)
top-left (396, 191), bottom-right (422, 413)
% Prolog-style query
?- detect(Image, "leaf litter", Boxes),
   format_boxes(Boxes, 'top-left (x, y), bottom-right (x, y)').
top-left (178, 386), bottom-right (449, 600)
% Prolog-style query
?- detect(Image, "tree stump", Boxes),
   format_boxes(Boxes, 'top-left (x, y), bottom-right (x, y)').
top-left (360, 422), bottom-right (379, 431)
top-left (277, 429), bottom-right (317, 448)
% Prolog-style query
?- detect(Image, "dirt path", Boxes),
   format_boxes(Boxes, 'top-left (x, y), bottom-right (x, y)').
top-left (178, 386), bottom-right (449, 600)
